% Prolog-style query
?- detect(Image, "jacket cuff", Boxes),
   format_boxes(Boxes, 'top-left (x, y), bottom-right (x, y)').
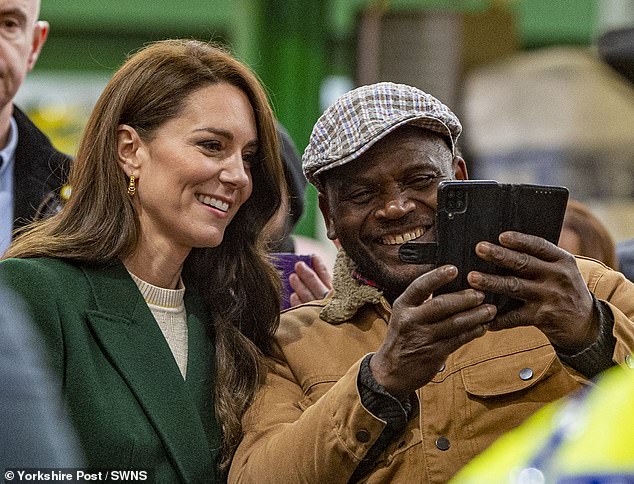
top-left (558, 295), bottom-right (616, 379)
top-left (357, 354), bottom-right (415, 427)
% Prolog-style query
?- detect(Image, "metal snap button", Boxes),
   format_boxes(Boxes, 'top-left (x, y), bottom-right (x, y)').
top-left (519, 368), bottom-right (534, 381)
top-left (356, 429), bottom-right (371, 443)
top-left (435, 436), bottom-right (450, 451)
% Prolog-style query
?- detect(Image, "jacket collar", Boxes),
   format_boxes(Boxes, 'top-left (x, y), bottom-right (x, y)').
top-left (80, 261), bottom-right (216, 482)
top-left (12, 105), bottom-right (70, 229)
top-left (320, 250), bottom-right (385, 324)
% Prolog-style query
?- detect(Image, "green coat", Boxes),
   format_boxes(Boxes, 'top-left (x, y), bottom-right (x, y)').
top-left (0, 257), bottom-right (222, 483)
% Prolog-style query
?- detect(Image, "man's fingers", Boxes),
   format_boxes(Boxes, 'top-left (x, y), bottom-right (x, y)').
top-left (485, 308), bottom-right (529, 332)
top-left (499, 231), bottom-right (563, 263)
top-left (468, 271), bottom-right (525, 298)
top-left (398, 265), bottom-right (459, 307)
top-left (443, 322), bottom-right (489, 355)
top-left (474, 233), bottom-right (567, 279)
top-left (431, 303), bottom-right (496, 341)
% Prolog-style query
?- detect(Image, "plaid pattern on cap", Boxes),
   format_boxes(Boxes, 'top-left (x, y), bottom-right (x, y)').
top-left (303, 82), bottom-right (462, 191)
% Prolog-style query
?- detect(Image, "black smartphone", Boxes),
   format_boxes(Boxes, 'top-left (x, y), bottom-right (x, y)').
top-left (400, 180), bottom-right (569, 313)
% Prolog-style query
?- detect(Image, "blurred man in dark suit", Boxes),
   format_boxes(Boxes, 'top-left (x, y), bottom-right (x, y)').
top-left (0, 0), bottom-right (70, 255)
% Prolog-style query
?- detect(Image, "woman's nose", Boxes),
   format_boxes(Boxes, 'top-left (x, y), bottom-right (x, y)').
top-left (220, 153), bottom-right (250, 188)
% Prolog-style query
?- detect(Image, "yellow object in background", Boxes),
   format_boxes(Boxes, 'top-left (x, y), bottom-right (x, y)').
top-left (28, 103), bottom-right (85, 156)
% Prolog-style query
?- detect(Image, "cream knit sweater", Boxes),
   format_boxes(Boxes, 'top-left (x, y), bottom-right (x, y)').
top-left (130, 272), bottom-right (188, 379)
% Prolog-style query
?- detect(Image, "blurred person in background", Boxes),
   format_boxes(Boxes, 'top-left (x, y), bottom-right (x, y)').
top-left (265, 122), bottom-right (332, 308)
top-left (558, 198), bottom-right (619, 270)
top-left (599, 25), bottom-right (634, 282)
top-left (0, 39), bottom-right (285, 481)
top-left (0, 284), bottom-right (82, 470)
top-left (228, 82), bottom-right (634, 483)
top-left (0, 0), bottom-right (70, 255)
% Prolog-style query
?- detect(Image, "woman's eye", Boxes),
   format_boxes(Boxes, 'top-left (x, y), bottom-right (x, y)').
top-left (242, 152), bottom-right (258, 168)
top-left (200, 140), bottom-right (222, 152)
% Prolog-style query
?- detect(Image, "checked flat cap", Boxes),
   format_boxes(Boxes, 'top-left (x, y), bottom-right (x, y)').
top-left (302, 82), bottom-right (462, 191)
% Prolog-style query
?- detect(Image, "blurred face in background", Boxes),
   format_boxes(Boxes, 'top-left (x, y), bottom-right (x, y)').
top-left (0, 0), bottom-right (47, 113)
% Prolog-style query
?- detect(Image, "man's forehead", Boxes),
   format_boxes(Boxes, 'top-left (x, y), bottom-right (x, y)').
top-left (0, 0), bottom-right (40, 16)
top-left (324, 152), bottom-right (449, 196)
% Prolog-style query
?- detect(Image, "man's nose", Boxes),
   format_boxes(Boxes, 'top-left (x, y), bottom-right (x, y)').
top-left (375, 195), bottom-right (416, 220)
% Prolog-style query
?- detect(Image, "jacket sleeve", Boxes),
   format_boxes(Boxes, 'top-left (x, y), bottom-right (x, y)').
top-left (228, 349), bottom-right (388, 483)
top-left (578, 257), bottom-right (634, 365)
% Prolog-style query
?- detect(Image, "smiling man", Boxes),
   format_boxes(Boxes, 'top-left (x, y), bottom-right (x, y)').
top-left (228, 82), bottom-right (634, 483)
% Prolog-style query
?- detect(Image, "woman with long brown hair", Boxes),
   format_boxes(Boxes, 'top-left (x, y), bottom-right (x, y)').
top-left (1, 39), bottom-right (284, 481)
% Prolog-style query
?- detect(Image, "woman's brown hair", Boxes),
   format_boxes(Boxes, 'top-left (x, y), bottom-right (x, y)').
top-left (6, 39), bottom-right (284, 468)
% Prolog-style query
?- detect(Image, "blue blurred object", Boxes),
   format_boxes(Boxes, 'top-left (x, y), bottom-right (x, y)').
top-left (617, 238), bottom-right (634, 282)
top-left (0, 285), bottom-right (83, 469)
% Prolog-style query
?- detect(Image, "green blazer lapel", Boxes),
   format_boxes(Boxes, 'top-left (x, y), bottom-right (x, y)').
top-left (82, 263), bottom-right (215, 482)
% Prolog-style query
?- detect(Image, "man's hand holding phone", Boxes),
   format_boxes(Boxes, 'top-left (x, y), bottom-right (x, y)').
top-left (387, 180), bottom-right (601, 392)
top-left (370, 265), bottom-right (496, 400)
top-left (467, 230), bottom-right (599, 355)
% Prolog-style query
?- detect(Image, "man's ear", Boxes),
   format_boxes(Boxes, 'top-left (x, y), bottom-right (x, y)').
top-left (117, 124), bottom-right (144, 176)
top-left (26, 21), bottom-right (49, 71)
top-left (318, 192), bottom-right (338, 240)
top-left (453, 155), bottom-right (468, 180)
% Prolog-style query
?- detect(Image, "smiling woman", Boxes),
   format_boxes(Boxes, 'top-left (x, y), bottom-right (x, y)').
top-left (0, 39), bottom-right (285, 481)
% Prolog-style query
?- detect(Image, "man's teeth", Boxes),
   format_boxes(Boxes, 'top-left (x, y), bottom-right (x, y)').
top-left (196, 194), bottom-right (229, 212)
top-left (381, 228), bottom-right (424, 245)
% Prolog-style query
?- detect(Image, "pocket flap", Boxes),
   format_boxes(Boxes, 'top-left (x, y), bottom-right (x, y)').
top-left (462, 345), bottom-right (557, 397)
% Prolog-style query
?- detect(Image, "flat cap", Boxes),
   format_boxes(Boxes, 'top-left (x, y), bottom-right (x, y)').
top-left (302, 82), bottom-right (462, 191)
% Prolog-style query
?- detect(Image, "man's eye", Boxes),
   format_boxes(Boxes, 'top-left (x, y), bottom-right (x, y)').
top-left (409, 175), bottom-right (441, 189)
top-left (1, 18), bottom-right (21, 31)
top-left (344, 189), bottom-right (374, 203)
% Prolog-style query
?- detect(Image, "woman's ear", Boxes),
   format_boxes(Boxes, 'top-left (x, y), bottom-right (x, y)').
top-left (117, 124), bottom-right (144, 176)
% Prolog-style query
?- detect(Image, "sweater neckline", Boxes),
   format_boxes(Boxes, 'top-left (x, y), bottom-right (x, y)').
top-left (129, 271), bottom-right (185, 309)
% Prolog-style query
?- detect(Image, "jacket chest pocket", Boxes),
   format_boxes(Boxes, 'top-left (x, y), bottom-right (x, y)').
top-left (459, 345), bottom-right (585, 444)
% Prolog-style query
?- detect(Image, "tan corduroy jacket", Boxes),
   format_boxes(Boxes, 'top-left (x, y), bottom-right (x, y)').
top-left (229, 253), bottom-right (634, 484)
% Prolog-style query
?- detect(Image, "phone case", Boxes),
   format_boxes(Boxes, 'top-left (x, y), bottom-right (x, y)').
top-left (271, 253), bottom-right (313, 310)
top-left (434, 180), bottom-right (569, 312)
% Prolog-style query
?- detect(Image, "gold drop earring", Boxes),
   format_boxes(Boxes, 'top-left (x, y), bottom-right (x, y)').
top-left (127, 175), bottom-right (136, 197)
